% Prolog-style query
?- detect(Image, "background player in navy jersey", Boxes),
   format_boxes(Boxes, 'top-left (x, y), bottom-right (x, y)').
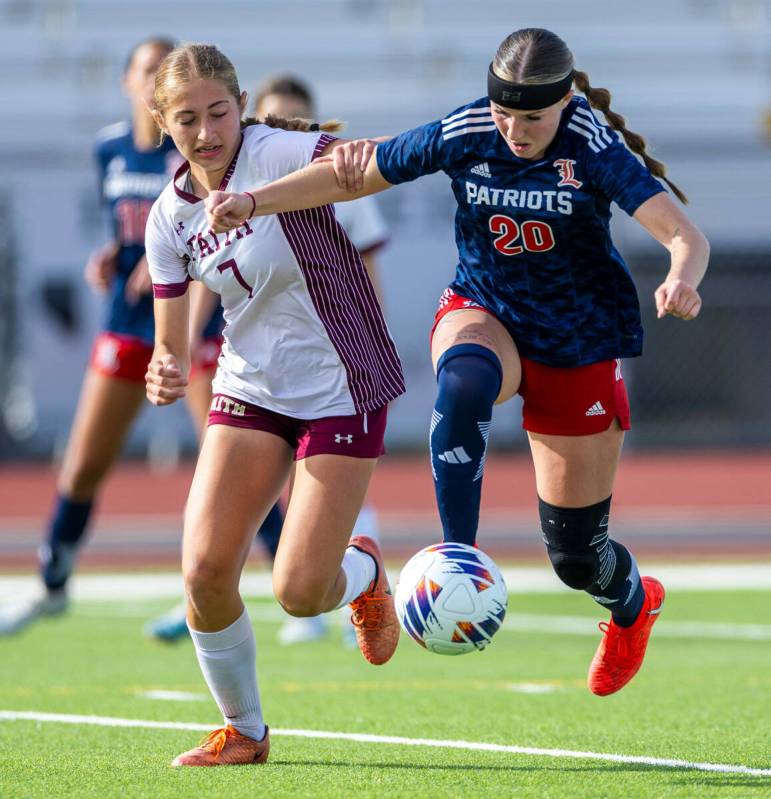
top-left (144, 44), bottom-right (404, 766)
top-left (0, 37), bottom-right (281, 636)
top-left (145, 74), bottom-right (390, 647)
top-left (205, 28), bottom-right (710, 697)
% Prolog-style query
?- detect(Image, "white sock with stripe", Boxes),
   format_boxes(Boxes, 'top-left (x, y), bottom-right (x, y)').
top-left (189, 607), bottom-right (265, 741)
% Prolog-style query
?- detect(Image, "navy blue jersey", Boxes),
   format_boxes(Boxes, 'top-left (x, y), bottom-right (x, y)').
top-left (376, 96), bottom-right (666, 367)
top-left (94, 122), bottom-right (222, 343)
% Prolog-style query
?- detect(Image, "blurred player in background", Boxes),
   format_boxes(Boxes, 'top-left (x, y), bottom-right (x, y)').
top-left (147, 74), bottom-right (390, 647)
top-left (0, 37), bottom-right (286, 636)
top-left (144, 43), bottom-right (403, 766)
top-left (205, 28), bottom-right (710, 697)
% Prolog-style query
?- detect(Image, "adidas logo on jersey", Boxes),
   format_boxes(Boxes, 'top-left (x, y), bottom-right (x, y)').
top-left (585, 402), bottom-right (607, 417)
top-left (470, 162), bottom-right (492, 178)
top-left (437, 446), bottom-right (472, 464)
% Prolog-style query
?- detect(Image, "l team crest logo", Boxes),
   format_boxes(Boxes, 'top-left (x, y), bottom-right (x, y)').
top-left (553, 158), bottom-right (583, 189)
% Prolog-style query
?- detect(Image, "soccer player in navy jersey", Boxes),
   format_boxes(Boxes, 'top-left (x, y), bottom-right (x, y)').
top-left (0, 38), bottom-right (285, 637)
top-left (205, 28), bottom-right (710, 697)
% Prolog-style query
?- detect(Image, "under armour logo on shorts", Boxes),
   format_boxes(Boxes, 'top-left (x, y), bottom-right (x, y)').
top-left (335, 433), bottom-right (353, 444)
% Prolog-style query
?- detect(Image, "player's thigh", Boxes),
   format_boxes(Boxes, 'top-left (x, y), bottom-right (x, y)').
top-left (183, 424), bottom-right (293, 585)
top-left (58, 369), bottom-right (146, 498)
top-left (527, 421), bottom-right (625, 507)
top-left (273, 454), bottom-right (377, 596)
top-left (431, 309), bottom-right (521, 404)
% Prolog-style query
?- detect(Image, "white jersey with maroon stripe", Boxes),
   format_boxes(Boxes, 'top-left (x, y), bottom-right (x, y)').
top-left (145, 125), bottom-right (404, 419)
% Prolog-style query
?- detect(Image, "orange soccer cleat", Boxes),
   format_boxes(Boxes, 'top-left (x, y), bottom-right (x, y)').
top-left (588, 576), bottom-right (666, 696)
top-left (171, 725), bottom-right (270, 767)
top-left (348, 535), bottom-right (400, 665)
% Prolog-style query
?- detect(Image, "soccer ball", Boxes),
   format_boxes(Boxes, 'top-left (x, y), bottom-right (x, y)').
top-left (394, 542), bottom-right (507, 655)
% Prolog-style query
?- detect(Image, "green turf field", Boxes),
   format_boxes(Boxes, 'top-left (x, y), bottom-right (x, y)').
top-left (1, 583), bottom-right (769, 798)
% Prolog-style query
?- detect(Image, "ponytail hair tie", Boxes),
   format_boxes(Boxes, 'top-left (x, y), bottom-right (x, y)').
top-left (309, 122), bottom-right (320, 131)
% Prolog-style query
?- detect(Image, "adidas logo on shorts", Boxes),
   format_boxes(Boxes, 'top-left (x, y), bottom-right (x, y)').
top-left (470, 162), bottom-right (492, 178)
top-left (585, 401), bottom-right (607, 417)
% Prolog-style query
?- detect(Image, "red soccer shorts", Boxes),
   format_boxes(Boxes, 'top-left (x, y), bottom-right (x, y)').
top-left (208, 394), bottom-right (388, 459)
top-left (431, 288), bottom-right (631, 436)
top-left (90, 332), bottom-right (152, 383)
top-left (189, 336), bottom-right (223, 379)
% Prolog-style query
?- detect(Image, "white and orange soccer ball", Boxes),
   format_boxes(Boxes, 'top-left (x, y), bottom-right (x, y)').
top-left (394, 542), bottom-right (508, 655)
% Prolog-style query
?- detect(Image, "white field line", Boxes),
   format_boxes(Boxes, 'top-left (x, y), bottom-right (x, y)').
top-left (0, 710), bottom-right (769, 778)
top-left (136, 690), bottom-right (207, 702)
top-left (1, 563), bottom-right (771, 603)
top-left (506, 683), bottom-right (561, 694)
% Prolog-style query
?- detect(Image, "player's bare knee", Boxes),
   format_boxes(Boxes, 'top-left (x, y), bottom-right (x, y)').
top-left (275, 586), bottom-right (326, 618)
top-left (273, 572), bottom-right (328, 617)
top-left (184, 559), bottom-right (236, 609)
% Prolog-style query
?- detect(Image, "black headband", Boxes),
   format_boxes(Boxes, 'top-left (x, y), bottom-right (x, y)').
top-left (487, 63), bottom-right (574, 110)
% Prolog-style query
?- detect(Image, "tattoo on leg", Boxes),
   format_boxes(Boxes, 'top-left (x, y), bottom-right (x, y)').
top-left (452, 331), bottom-right (498, 350)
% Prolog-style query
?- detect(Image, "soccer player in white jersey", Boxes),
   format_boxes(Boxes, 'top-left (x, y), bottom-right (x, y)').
top-left (206, 29), bottom-right (710, 699)
top-left (144, 44), bottom-right (405, 767)
top-left (146, 74), bottom-right (391, 647)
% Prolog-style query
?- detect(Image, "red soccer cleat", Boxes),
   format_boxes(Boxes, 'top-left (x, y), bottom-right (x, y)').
top-left (348, 535), bottom-right (399, 665)
top-left (171, 725), bottom-right (270, 767)
top-left (588, 576), bottom-right (665, 696)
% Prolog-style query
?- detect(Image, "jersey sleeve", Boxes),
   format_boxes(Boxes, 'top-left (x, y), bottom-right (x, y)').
top-left (93, 140), bottom-right (108, 204)
top-left (245, 126), bottom-right (335, 182)
top-left (584, 133), bottom-right (666, 216)
top-left (93, 140), bottom-right (114, 237)
top-left (375, 119), bottom-right (448, 185)
top-left (145, 201), bottom-right (191, 298)
top-left (335, 195), bottom-right (389, 253)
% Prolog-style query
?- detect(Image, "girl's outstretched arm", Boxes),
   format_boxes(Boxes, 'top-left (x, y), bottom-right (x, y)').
top-left (204, 140), bottom-right (391, 233)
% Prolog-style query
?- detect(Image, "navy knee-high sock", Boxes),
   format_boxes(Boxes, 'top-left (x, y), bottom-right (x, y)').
top-left (40, 495), bottom-right (93, 591)
top-left (430, 344), bottom-right (502, 546)
top-left (255, 503), bottom-right (284, 561)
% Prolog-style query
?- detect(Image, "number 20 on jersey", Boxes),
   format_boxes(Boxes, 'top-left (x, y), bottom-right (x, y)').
top-left (488, 215), bottom-right (555, 256)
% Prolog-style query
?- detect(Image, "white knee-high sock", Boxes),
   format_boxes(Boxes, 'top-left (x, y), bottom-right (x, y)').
top-left (334, 546), bottom-right (376, 609)
top-left (189, 607), bottom-right (265, 741)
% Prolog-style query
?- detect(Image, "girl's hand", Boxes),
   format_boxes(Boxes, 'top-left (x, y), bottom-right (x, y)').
top-left (204, 191), bottom-right (253, 233)
top-left (318, 139), bottom-right (378, 191)
top-left (84, 244), bottom-right (118, 294)
top-left (145, 354), bottom-right (188, 405)
top-left (124, 256), bottom-right (153, 305)
top-left (654, 278), bottom-right (702, 320)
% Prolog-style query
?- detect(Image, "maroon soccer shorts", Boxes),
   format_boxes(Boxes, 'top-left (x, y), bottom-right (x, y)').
top-left (431, 288), bottom-right (631, 436)
top-left (208, 394), bottom-right (388, 459)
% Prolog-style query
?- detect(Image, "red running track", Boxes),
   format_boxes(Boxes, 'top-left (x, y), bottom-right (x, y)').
top-left (1, 452), bottom-right (769, 568)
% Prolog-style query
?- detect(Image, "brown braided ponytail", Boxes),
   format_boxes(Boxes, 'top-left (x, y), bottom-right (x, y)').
top-left (241, 114), bottom-right (344, 134)
top-left (572, 70), bottom-right (687, 204)
top-left (493, 28), bottom-right (687, 204)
